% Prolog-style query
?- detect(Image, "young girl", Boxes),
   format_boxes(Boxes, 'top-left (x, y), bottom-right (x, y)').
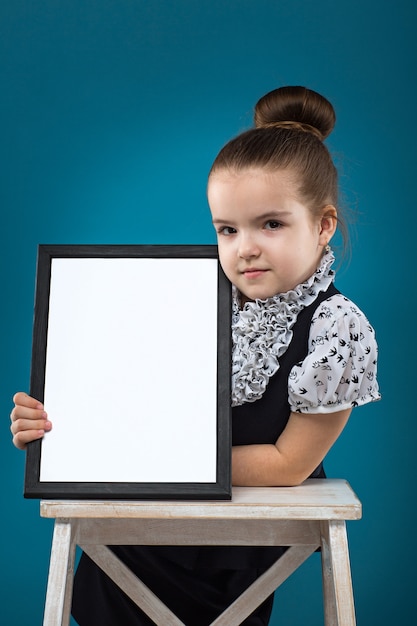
top-left (10, 86), bottom-right (380, 625)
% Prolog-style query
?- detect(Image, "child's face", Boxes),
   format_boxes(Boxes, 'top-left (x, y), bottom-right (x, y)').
top-left (208, 168), bottom-right (334, 301)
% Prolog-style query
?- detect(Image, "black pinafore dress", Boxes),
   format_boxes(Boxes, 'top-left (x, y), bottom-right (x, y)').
top-left (71, 284), bottom-right (338, 626)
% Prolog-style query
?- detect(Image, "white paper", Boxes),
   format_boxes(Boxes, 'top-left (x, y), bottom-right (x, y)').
top-left (40, 257), bottom-right (218, 483)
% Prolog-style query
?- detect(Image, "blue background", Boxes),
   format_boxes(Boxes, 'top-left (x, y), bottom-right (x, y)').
top-left (1, 1), bottom-right (415, 624)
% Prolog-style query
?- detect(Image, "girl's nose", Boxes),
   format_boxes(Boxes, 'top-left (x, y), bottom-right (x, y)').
top-left (238, 233), bottom-right (261, 259)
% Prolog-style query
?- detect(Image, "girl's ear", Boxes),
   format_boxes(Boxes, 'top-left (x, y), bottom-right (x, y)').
top-left (319, 205), bottom-right (338, 246)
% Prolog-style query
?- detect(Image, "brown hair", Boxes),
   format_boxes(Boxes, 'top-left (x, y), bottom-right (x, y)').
top-left (209, 86), bottom-right (348, 247)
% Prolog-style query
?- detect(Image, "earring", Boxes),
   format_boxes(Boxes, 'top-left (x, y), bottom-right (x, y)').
top-left (325, 244), bottom-right (331, 253)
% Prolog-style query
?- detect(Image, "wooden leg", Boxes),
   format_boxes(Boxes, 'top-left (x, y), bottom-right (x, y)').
top-left (43, 520), bottom-right (77, 626)
top-left (80, 544), bottom-right (186, 626)
top-left (83, 543), bottom-right (318, 626)
top-left (320, 520), bottom-right (356, 626)
top-left (211, 545), bottom-right (318, 626)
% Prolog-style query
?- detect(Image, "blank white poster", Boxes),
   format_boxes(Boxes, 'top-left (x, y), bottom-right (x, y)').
top-left (40, 257), bottom-right (218, 483)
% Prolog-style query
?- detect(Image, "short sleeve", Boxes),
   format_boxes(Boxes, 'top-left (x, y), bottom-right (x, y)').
top-left (288, 294), bottom-right (380, 413)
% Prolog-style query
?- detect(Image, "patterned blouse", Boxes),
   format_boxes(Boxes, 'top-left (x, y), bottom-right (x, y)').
top-left (231, 248), bottom-right (380, 413)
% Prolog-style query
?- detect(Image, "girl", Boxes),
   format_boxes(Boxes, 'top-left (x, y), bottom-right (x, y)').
top-left (10, 86), bottom-right (380, 625)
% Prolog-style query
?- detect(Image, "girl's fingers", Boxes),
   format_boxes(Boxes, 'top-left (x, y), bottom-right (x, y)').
top-left (10, 416), bottom-right (51, 434)
top-left (10, 404), bottom-right (47, 423)
top-left (10, 392), bottom-right (47, 425)
top-left (10, 392), bottom-right (52, 450)
top-left (12, 428), bottom-right (46, 451)
top-left (12, 392), bottom-right (43, 410)
top-left (10, 417), bottom-right (52, 450)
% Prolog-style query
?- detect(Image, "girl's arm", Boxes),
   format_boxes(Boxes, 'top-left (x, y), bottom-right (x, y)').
top-left (10, 392), bottom-right (52, 450)
top-left (232, 408), bottom-right (351, 487)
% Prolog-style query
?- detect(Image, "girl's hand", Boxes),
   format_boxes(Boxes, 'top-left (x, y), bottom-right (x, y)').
top-left (10, 392), bottom-right (52, 450)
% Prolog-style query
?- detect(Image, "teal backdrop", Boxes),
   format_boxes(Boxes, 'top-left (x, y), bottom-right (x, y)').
top-left (1, 1), bottom-right (415, 624)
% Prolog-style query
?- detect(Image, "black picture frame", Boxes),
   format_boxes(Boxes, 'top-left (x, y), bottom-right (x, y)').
top-left (24, 245), bottom-right (232, 500)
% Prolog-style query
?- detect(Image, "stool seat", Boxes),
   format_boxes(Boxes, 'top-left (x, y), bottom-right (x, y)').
top-left (40, 478), bottom-right (361, 625)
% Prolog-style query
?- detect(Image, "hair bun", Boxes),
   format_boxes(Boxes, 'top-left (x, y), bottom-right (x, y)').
top-left (254, 86), bottom-right (336, 140)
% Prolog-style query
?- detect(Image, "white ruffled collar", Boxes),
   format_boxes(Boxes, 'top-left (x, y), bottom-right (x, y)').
top-left (231, 248), bottom-right (335, 407)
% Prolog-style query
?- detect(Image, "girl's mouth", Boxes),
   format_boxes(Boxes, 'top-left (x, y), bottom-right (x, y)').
top-left (242, 268), bottom-right (268, 279)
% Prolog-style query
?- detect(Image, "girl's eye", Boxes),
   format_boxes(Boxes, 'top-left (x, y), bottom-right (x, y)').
top-left (218, 226), bottom-right (237, 235)
top-left (264, 220), bottom-right (282, 230)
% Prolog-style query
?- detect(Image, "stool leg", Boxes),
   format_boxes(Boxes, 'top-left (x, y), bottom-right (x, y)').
top-left (80, 544), bottom-right (186, 626)
top-left (43, 519), bottom-right (76, 626)
top-left (211, 545), bottom-right (318, 626)
top-left (321, 520), bottom-right (356, 626)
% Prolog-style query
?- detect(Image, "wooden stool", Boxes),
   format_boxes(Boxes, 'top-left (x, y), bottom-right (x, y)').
top-left (40, 478), bottom-right (361, 626)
